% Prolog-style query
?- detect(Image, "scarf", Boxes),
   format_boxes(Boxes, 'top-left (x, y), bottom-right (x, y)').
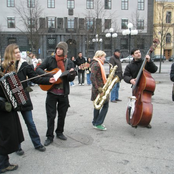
top-left (93, 57), bottom-right (107, 84)
top-left (55, 54), bottom-right (65, 72)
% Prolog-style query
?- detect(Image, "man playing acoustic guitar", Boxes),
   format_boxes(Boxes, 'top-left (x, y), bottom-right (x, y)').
top-left (36, 42), bottom-right (77, 146)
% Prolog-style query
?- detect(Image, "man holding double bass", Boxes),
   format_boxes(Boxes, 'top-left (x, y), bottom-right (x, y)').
top-left (123, 48), bottom-right (158, 128)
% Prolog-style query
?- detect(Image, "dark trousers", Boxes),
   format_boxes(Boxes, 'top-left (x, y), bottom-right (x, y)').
top-left (0, 154), bottom-right (9, 171)
top-left (46, 93), bottom-right (69, 140)
top-left (78, 70), bottom-right (85, 84)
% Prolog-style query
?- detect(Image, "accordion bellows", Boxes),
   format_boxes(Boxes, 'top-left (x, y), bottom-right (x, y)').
top-left (0, 72), bottom-right (28, 110)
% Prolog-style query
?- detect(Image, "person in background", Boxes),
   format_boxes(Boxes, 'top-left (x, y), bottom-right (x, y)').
top-left (34, 59), bottom-right (42, 71)
top-left (90, 50), bottom-right (108, 131)
top-left (70, 56), bottom-right (76, 86)
top-left (2, 44), bottom-right (56, 155)
top-left (109, 49), bottom-right (123, 103)
top-left (86, 57), bottom-right (92, 85)
top-left (75, 52), bottom-right (86, 86)
top-left (36, 41), bottom-right (77, 146)
top-left (31, 54), bottom-right (38, 70)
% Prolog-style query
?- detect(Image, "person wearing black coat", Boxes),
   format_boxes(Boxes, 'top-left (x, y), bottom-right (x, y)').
top-left (123, 48), bottom-right (158, 128)
top-left (0, 72), bottom-right (24, 172)
top-left (75, 52), bottom-right (86, 85)
top-left (36, 42), bottom-right (77, 146)
top-left (2, 44), bottom-right (55, 155)
top-left (109, 49), bottom-right (123, 102)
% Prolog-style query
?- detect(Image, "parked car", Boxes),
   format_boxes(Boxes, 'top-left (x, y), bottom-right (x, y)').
top-left (151, 55), bottom-right (166, 62)
top-left (168, 56), bottom-right (174, 62)
top-left (120, 55), bottom-right (133, 63)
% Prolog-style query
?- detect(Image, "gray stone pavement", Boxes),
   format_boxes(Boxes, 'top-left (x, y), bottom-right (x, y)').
top-left (10, 61), bottom-right (174, 174)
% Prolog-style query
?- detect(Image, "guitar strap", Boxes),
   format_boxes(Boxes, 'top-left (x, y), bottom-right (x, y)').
top-left (64, 58), bottom-right (68, 71)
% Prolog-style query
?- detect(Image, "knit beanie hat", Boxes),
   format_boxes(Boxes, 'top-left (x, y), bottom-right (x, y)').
top-left (55, 42), bottom-right (68, 56)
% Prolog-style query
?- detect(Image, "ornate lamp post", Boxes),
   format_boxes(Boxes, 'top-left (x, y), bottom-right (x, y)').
top-left (122, 23), bottom-right (138, 63)
top-left (105, 28), bottom-right (117, 55)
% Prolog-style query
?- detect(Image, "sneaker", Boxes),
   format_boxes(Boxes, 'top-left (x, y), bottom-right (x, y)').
top-left (1, 164), bottom-right (18, 173)
top-left (78, 83), bottom-right (81, 86)
top-left (116, 99), bottom-right (122, 101)
top-left (16, 148), bottom-right (24, 156)
top-left (82, 83), bottom-right (84, 86)
top-left (35, 145), bottom-right (46, 152)
top-left (93, 125), bottom-right (107, 131)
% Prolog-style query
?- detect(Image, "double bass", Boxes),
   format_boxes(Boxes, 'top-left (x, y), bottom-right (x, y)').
top-left (126, 39), bottom-right (159, 127)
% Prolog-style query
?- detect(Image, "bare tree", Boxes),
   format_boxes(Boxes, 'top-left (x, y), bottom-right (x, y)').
top-left (14, 0), bottom-right (44, 57)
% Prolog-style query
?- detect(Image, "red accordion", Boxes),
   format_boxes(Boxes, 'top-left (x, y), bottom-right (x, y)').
top-left (0, 72), bottom-right (28, 110)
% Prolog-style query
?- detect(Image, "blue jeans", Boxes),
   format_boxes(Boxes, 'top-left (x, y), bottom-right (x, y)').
top-left (110, 82), bottom-right (120, 101)
top-left (0, 155), bottom-right (9, 171)
top-left (92, 101), bottom-right (109, 126)
top-left (86, 73), bottom-right (91, 85)
top-left (20, 111), bottom-right (42, 148)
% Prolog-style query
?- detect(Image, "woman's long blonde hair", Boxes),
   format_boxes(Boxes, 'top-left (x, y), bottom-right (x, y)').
top-left (2, 44), bottom-right (19, 72)
top-left (93, 50), bottom-right (106, 59)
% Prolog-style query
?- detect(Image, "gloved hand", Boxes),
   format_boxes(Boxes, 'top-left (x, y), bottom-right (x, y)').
top-left (5, 102), bottom-right (12, 112)
top-left (98, 87), bottom-right (103, 93)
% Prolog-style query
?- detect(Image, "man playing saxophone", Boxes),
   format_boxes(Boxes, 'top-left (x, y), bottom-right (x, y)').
top-left (90, 50), bottom-right (108, 131)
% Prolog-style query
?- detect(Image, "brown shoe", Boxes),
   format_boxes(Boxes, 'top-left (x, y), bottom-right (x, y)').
top-left (111, 100), bottom-right (117, 103)
top-left (1, 164), bottom-right (18, 173)
top-left (116, 99), bottom-right (122, 101)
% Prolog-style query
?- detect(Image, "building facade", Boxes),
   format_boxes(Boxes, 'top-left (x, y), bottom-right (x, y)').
top-left (0, 0), bottom-right (154, 59)
top-left (153, 0), bottom-right (174, 60)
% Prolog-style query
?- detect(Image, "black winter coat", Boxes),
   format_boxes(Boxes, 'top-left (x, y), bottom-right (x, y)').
top-left (0, 86), bottom-right (24, 155)
top-left (124, 58), bottom-right (158, 84)
top-left (109, 55), bottom-right (123, 81)
top-left (16, 59), bottom-right (51, 111)
top-left (75, 57), bottom-right (86, 72)
top-left (36, 55), bottom-right (76, 96)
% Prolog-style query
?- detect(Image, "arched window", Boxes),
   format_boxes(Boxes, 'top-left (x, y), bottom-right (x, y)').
top-left (166, 33), bottom-right (171, 43)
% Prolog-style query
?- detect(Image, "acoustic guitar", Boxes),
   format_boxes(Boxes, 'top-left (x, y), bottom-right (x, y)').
top-left (39, 63), bottom-right (89, 91)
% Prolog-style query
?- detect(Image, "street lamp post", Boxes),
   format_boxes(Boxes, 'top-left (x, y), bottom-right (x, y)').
top-left (122, 23), bottom-right (138, 63)
top-left (106, 28), bottom-right (117, 55)
top-left (92, 34), bottom-right (103, 52)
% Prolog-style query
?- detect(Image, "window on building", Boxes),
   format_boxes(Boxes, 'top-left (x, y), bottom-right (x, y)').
top-left (104, 19), bottom-right (111, 30)
top-left (8, 38), bottom-right (16, 44)
top-left (166, 11), bottom-right (171, 23)
top-left (86, 0), bottom-right (94, 9)
top-left (120, 38), bottom-right (128, 49)
top-left (137, 19), bottom-right (144, 29)
top-left (48, 17), bottom-right (55, 28)
top-left (48, 0), bottom-right (55, 8)
top-left (7, 17), bottom-right (15, 28)
top-left (138, 0), bottom-right (144, 10)
top-left (121, 19), bottom-right (128, 29)
top-left (105, 0), bottom-right (111, 9)
top-left (67, 0), bottom-right (74, 9)
top-left (7, 0), bottom-right (15, 7)
top-left (27, 0), bottom-right (35, 8)
top-left (121, 0), bottom-right (128, 10)
top-left (137, 38), bottom-right (144, 49)
top-left (67, 18), bottom-right (74, 29)
top-left (86, 18), bottom-right (93, 31)
top-left (166, 33), bottom-right (171, 43)
top-left (28, 18), bottom-right (35, 28)
top-left (47, 38), bottom-right (56, 49)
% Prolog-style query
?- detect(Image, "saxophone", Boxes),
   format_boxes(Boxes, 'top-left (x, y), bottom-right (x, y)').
top-left (93, 62), bottom-right (120, 110)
